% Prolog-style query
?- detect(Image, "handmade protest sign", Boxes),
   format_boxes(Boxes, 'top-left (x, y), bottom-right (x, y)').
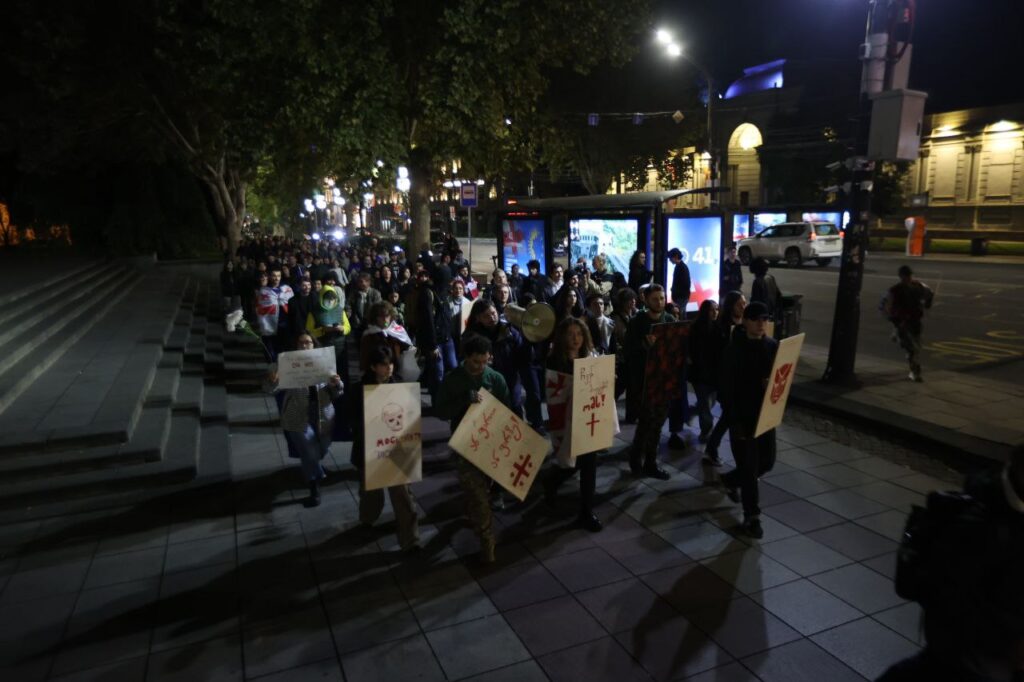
top-left (449, 389), bottom-right (550, 501)
top-left (363, 383), bottom-right (422, 490)
top-left (570, 355), bottom-right (617, 458)
top-left (754, 333), bottom-right (805, 437)
top-left (644, 321), bottom-right (690, 404)
top-left (461, 298), bottom-right (474, 332)
top-left (276, 347), bottom-right (336, 389)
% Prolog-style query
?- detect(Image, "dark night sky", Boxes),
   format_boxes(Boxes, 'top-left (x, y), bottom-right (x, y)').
top-left (575, 0), bottom-right (1023, 114)
top-left (655, 0), bottom-right (1024, 111)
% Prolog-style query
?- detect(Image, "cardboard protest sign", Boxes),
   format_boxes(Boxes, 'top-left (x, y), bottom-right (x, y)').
top-left (644, 321), bottom-right (690, 403)
top-left (276, 347), bottom-right (336, 389)
top-left (754, 333), bottom-right (805, 437)
top-left (461, 299), bottom-right (474, 332)
top-left (570, 355), bottom-right (617, 458)
top-left (449, 389), bottom-right (550, 501)
top-left (363, 383), bottom-right (422, 490)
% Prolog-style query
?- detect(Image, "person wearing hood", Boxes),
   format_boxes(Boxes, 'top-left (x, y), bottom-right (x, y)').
top-left (359, 301), bottom-right (413, 380)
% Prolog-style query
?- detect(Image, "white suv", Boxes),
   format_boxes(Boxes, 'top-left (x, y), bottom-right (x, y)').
top-left (737, 221), bottom-right (842, 267)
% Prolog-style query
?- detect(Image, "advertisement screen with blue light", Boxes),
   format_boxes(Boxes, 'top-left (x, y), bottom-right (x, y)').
top-left (754, 212), bottom-right (787, 234)
top-left (732, 214), bottom-right (751, 242)
top-left (569, 218), bottom-right (639, 275)
top-left (665, 216), bottom-right (722, 312)
top-left (802, 211), bottom-right (850, 230)
top-left (502, 219), bottom-right (547, 275)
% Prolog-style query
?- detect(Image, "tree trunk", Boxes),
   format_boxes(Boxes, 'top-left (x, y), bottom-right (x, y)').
top-left (200, 163), bottom-right (246, 255)
top-left (408, 152), bottom-right (434, 256)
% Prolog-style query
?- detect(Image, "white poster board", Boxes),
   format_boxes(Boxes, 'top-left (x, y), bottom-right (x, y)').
top-left (570, 355), bottom-right (617, 458)
top-left (449, 389), bottom-right (550, 501)
top-left (276, 347), bottom-right (336, 389)
top-left (754, 333), bottom-right (805, 437)
top-left (363, 383), bottom-right (423, 490)
top-left (461, 299), bottom-right (474, 332)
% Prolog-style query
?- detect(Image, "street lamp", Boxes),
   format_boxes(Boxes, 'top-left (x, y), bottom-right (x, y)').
top-left (656, 28), bottom-right (717, 206)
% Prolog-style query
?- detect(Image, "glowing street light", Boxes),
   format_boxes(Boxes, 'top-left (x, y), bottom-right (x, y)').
top-left (655, 28), bottom-right (673, 45)
top-left (666, 42), bottom-right (683, 58)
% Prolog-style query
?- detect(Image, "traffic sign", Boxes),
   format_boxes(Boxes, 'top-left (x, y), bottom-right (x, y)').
top-left (460, 184), bottom-right (478, 208)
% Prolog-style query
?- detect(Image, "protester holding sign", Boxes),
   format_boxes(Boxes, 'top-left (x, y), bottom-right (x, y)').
top-left (348, 346), bottom-right (420, 551)
top-left (265, 331), bottom-right (343, 507)
top-left (435, 334), bottom-right (511, 564)
top-left (542, 318), bottom-right (602, 532)
top-left (718, 301), bottom-right (779, 539)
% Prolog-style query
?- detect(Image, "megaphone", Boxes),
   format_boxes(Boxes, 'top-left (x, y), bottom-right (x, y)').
top-left (504, 302), bottom-right (556, 343)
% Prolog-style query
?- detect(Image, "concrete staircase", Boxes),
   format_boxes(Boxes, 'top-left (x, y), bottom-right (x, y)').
top-left (0, 262), bottom-right (240, 522)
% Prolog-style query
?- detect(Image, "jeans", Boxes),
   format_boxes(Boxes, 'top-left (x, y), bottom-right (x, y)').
top-left (425, 337), bottom-right (458, 398)
top-left (523, 364), bottom-right (545, 429)
top-left (631, 402), bottom-right (669, 469)
top-left (693, 383), bottom-right (716, 437)
top-left (895, 320), bottom-right (923, 374)
top-left (721, 427), bottom-right (776, 519)
top-left (707, 405), bottom-right (730, 452)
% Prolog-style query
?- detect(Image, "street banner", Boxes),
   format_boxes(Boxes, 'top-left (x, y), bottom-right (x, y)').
top-left (449, 389), bottom-right (550, 501)
top-left (755, 333), bottom-right (805, 437)
top-left (461, 298), bottom-right (474, 332)
top-left (363, 383), bottom-right (422, 490)
top-left (570, 355), bottom-right (618, 458)
top-left (644, 321), bottom-right (690, 403)
top-left (276, 347), bottom-right (336, 389)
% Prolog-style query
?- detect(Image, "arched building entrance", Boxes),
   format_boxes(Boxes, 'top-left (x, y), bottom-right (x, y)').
top-left (727, 123), bottom-right (763, 207)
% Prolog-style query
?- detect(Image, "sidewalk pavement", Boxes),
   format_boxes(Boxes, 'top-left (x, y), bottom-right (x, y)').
top-left (792, 343), bottom-right (1023, 463)
top-left (868, 251), bottom-right (1024, 266)
top-left (0, 387), bottom-right (962, 682)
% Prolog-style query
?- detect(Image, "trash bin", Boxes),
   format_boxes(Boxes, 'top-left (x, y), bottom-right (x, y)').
top-left (970, 237), bottom-right (989, 256)
top-left (778, 294), bottom-right (803, 339)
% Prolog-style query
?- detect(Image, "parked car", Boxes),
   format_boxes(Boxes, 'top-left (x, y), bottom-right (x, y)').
top-left (737, 221), bottom-right (842, 267)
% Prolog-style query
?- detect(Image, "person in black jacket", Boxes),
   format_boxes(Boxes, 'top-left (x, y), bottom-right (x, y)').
top-left (667, 248), bottom-right (691, 311)
top-left (703, 290), bottom-right (747, 464)
top-left (718, 301), bottom-right (778, 539)
top-left (220, 260), bottom-right (241, 312)
top-left (519, 259), bottom-right (548, 303)
top-left (688, 299), bottom-right (721, 451)
top-left (720, 244), bottom-right (743, 296)
top-left (749, 258), bottom-right (782, 326)
top-left (628, 250), bottom-right (653, 294)
top-left (413, 269), bottom-right (456, 402)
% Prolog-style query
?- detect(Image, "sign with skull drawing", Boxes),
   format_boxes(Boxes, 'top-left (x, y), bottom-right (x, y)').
top-left (363, 382), bottom-right (423, 490)
top-left (449, 388), bottom-right (551, 501)
top-left (754, 333), bottom-right (805, 437)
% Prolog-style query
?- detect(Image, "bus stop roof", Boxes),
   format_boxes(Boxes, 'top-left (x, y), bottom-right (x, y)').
top-left (514, 188), bottom-right (718, 212)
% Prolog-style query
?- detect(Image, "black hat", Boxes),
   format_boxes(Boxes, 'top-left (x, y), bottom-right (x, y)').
top-left (743, 301), bottom-right (770, 320)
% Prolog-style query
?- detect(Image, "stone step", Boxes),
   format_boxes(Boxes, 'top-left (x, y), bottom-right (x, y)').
top-left (197, 421), bottom-right (232, 481)
top-left (0, 268), bottom-right (142, 418)
top-left (146, 367), bottom-right (181, 407)
top-left (0, 406), bottom-right (171, 483)
top-left (200, 381), bottom-right (228, 422)
top-left (0, 262), bottom-right (125, 349)
top-left (0, 259), bottom-right (105, 308)
top-left (174, 374), bottom-right (205, 413)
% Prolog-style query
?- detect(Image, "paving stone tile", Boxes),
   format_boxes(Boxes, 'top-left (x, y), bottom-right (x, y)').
top-left (576, 577), bottom-right (677, 634)
top-left (600, 532), bottom-right (694, 576)
top-left (810, 617), bottom-right (920, 680)
top-left (83, 546), bottom-right (166, 589)
top-left (849, 481), bottom-right (925, 512)
top-left (0, 559), bottom-right (90, 604)
top-left (761, 499), bottom-right (844, 533)
top-left (872, 602), bottom-right (926, 646)
top-left (588, 510), bottom-right (651, 546)
top-left (542, 547), bottom-right (632, 593)
top-left (167, 517), bottom-right (237, 545)
top-left (686, 596), bottom-right (802, 659)
top-left (889, 472), bottom-right (960, 495)
top-left (0, 592), bottom-right (77, 641)
top-left (425, 613), bottom-right (531, 679)
top-left (504, 595), bottom-right (607, 656)
top-left (775, 429), bottom-right (830, 447)
top-left (95, 526), bottom-right (170, 557)
top-left (641, 563), bottom-right (737, 616)
top-left (326, 585), bottom-right (420, 655)
top-left (742, 638), bottom-right (864, 682)
top-left (810, 563), bottom-right (906, 614)
top-left (853, 509), bottom-right (908, 543)
top-left (146, 635), bottom-right (243, 681)
top-left (750, 482), bottom-right (799, 508)
top-left (806, 463), bottom-right (879, 488)
top-left (758, 534), bottom-right (854, 577)
top-left (246, 658), bottom-right (344, 681)
top-left (706, 509), bottom-right (800, 546)
top-left (404, 576), bottom-right (497, 631)
top-left (775, 448), bottom-right (834, 470)
top-left (537, 635), bottom-right (653, 682)
top-left (807, 522), bottom-right (899, 561)
top-left (655, 522), bottom-right (746, 561)
top-left (460, 660), bottom-right (548, 682)
top-left (615, 613), bottom-right (733, 680)
top-left (152, 588), bottom-right (240, 653)
top-left (805, 489), bottom-right (889, 520)
top-left (341, 633), bottom-right (445, 682)
top-left (49, 656), bottom-right (148, 681)
top-left (523, 527), bottom-right (600, 561)
top-left (164, 535), bottom-right (236, 574)
top-left (680, 661), bottom-right (760, 681)
top-left (699, 549), bottom-right (801, 594)
top-left (804, 441), bottom-right (872, 462)
top-left (752, 579), bottom-right (863, 636)
top-left (861, 552), bottom-right (898, 580)
top-left (242, 606), bottom-right (335, 679)
top-left (843, 456), bottom-right (914, 480)
top-left (474, 556), bottom-right (568, 611)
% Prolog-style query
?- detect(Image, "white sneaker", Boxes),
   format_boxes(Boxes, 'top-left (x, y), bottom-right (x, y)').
top-left (908, 371), bottom-right (923, 383)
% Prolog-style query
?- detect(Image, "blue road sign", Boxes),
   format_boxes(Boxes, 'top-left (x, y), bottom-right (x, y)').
top-left (460, 183), bottom-right (478, 208)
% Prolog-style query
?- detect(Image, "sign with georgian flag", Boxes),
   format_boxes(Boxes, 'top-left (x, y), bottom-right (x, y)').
top-left (754, 333), bottom-right (805, 437)
top-left (449, 389), bottom-right (550, 501)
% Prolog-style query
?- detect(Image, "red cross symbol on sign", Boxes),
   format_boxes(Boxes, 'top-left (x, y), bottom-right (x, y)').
top-left (509, 454), bottom-right (533, 488)
top-left (586, 413), bottom-right (601, 437)
top-left (546, 373), bottom-right (567, 398)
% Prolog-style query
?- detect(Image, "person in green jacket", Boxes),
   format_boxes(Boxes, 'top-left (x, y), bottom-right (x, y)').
top-left (435, 334), bottom-right (511, 563)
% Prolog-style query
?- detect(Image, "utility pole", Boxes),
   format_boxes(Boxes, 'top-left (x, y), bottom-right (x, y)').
top-left (823, 0), bottom-right (918, 384)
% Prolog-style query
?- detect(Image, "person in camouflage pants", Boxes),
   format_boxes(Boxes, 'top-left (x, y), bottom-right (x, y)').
top-left (435, 334), bottom-right (511, 563)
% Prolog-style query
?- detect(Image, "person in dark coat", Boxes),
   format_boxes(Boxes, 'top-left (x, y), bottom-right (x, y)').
top-left (667, 247), bottom-right (691, 312)
top-left (688, 299), bottom-right (721, 448)
top-left (519, 259), bottom-right (548, 303)
top-left (464, 299), bottom-right (529, 417)
top-left (702, 290), bottom-right (746, 464)
top-left (720, 244), bottom-right (743, 296)
top-left (413, 268), bottom-right (457, 401)
top-left (718, 301), bottom-right (779, 539)
top-left (220, 260), bottom-right (241, 311)
top-left (627, 250), bottom-right (653, 294)
top-left (749, 257), bottom-right (782, 325)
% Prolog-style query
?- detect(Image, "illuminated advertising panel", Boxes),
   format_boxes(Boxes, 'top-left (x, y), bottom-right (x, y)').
top-left (664, 215), bottom-right (723, 313)
top-left (753, 212), bottom-right (787, 234)
top-left (732, 214), bottom-right (750, 242)
top-left (802, 211), bottom-right (850, 230)
top-left (569, 217), bottom-right (639, 275)
top-left (501, 218), bottom-right (547, 274)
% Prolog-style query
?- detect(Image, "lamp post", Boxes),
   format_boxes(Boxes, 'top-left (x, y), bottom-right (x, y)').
top-left (657, 29), bottom-right (717, 207)
top-left (396, 166), bottom-right (411, 236)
